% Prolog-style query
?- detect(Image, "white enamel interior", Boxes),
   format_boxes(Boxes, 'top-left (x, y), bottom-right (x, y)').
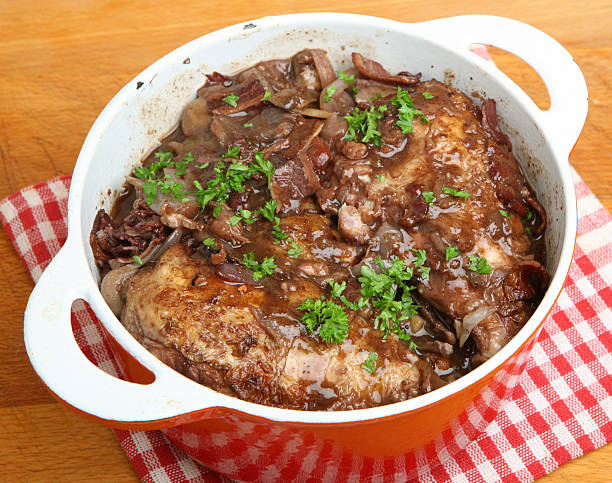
top-left (24, 14), bottom-right (587, 425)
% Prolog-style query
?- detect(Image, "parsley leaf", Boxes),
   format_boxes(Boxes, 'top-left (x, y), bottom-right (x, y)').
top-left (222, 145), bottom-right (241, 159)
top-left (192, 160), bottom-right (256, 217)
top-left (422, 91), bottom-right (434, 99)
top-left (442, 187), bottom-right (470, 198)
top-left (411, 248), bottom-right (430, 281)
top-left (467, 255), bottom-right (492, 274)
top-left (499, 209), bottom-right (510, 219)
top-left (229, 209), bottom-right (256, 226)
top-left (298, 297), bottom-right (349, 344)
top-left (243, 122), bottom-right (253, 128)
top-left (328, 280), bottom-right (368, 311)
top-left (445, 246), bottom-right (461, 261)
top-left (324, 84), bottom-right (337, 103)
top-left (175, 152), bottom-right (194, 176)
top-left (337, 71), bottom-right (355, 83)
top-left (261, 90), bottom-right (272, 102)
top-left (132, 255), bottom-right (143, 266)
top-left (411, 248), bottom-right (427, 267)
top-left (422, 191), bottom-right (436, 206)
top-left (344, 106), bottom-right (384, 147)
top-left (375, 174), bottom-right (386, 183)
top-left (143, 180), bottom-right (158, 205)
top-left (222, 93), bottom-right (239, 107)
top-left (203, 238), bottom-right (215, 247)
top-left (358, 257), bottom-right (418, 347)
top-left (251, 152), bottom-right (275, 188)
top-left (258, 200), bottom-right (277, 222)
top-left (392, 86), bottom-right (429, 134)
top-left (242, 252), bottom-right (277, 281)
top-left (361, 351), bottom-right (379, 374)
top-left (287, 239), bottom-right (302, 258)
top-left (196, 162), bottom-right (209, 169)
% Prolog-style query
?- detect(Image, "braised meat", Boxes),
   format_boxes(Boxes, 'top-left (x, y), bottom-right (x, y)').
top-left (91, 49), bottom-right (547, 410)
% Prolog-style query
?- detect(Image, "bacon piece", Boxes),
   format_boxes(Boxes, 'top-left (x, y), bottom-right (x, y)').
top-left (351, 52), bottom-right (420, 85)
top-left (208, 77), bottom-right (265, 115)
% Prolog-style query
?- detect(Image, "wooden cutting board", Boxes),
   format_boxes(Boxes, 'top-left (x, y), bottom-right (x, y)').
top-left (0, 0), bottom-right (610, 481)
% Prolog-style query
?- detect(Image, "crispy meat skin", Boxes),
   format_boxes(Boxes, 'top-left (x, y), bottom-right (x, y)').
top-left (122, 244), bottom-right (421, 410)
top-left (95, 50), bottom-right (547, 410)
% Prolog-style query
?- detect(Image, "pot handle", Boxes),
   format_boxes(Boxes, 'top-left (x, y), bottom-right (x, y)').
top-left (419, 15), bottom-right (588, 155)
top-left (24, 240), bottom-right (217, 428)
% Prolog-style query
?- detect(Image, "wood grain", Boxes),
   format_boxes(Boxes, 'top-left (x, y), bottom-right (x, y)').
top-left (0, 1), bottom-right (610, 481)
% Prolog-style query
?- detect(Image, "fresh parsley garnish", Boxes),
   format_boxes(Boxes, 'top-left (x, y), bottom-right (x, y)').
top-left (324, 84), bottom-right (337, 103)
top-left (242, 252), bottom-right (277, 281)
top-left (222, 93), bottom-right (239, 107)
top-left (392, 86), bottom-right (429, 134)
top-left (132, 255), bottom-right (143, 266)
top-left (411, 248), bottom-right (430, 281)
top-left (361, 351), bottom-right (379, 374)
top-left (337, 71), bottom-right (355, 83)
top-left (422, 91), bottom-right (434, 99)
top-left (344, 105), bottom-right (385, 147)
top-left (467, 255), bottom-right (492, 274)
top-left (243, 122), bottom-right (253, 128)
top-left (222, 145), bottom-right (241, 159)
top-left (287, 239), bottom-right (302, 258)
top-left (261, 90), bottom-right (272, 102)
top-left (358, 257), bottom-right (418, 347)
top-left (298, 297), bottom-right (349, 344)
top-left (257, 200), bottom-right (288, 243)
top-left (328, 280), bottom-right (368, 311)
top-left (175, 152), bottom-right (194, 175)
top-left (422, 191), bottom-right (436, 206)
top-left (252, 152), bottom-right (275, 188)
top-left (192, 160), bottom-right (255, 217)
top-left (445, 246), bottom-right (461, 261)
top-left (442, 187), bottom-right (470, 198)
top-left (258, 199), bottom-right (277, 222)
top-left (352, 85), bottom-right (359, 94)
top-left (203, 238), bottom-right (215, 247)
top-left (375, 174), bottom-right (386, 183)
top-left (196, 162), bottom-right (209, 170)
top-left (499, 209), bottom-right (510, 219)
top-left (229, 209), bottom-right (256, 226)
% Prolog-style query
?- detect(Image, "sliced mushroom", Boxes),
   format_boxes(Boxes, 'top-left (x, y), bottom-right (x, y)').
top-left (100, 265), bottom-right (138, 316)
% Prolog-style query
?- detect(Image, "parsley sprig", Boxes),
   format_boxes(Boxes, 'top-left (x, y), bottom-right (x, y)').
top-left (323, 84), bottom-right (337, 103)
top-left (361, 351), bottom-right (379, 374)
top-left (242, 252), bottom-right (277, 281)
top-left (134, 150), bottom-right (193, 205)
top-left (391, 86), bottom-right (429, 134)
top-left (229, 209), bottom-right (256, 226)
top-left (298, 297), bottom-right (349, 344)
top-left (467, 255), bottom-right (492, 274)
top-left (358, 257), bottom-right (418, 347)
top-left (344, 105), bottom-right (386, 147)
top-left (445, 246), bottom-right (461, 261)
top-left (411, 248), bottom-right (430, 281)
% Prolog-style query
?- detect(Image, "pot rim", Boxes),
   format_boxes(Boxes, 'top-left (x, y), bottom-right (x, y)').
top-left (25, 12), bottom-right (586, 426)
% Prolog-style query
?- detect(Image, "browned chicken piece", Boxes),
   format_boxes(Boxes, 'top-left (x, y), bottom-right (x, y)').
top-left (121, 244), bottom-right (422, 410)
top-left (317, 80), bottom-right (546, 364)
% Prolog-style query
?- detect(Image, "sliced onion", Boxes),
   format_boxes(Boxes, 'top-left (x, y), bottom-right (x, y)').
top-left (460, 305), bottom-right (496, 347)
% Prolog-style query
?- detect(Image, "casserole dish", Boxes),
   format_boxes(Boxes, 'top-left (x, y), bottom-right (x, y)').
top-left (24, 13), bottom-right (587, 480)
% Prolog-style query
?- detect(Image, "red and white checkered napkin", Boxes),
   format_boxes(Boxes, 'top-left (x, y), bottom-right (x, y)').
top-left (1, 169), bottom-right (610, 482)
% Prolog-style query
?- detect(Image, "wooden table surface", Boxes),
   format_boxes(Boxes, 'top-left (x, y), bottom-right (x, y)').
top-left (1, 1), bottom-right (610, 481)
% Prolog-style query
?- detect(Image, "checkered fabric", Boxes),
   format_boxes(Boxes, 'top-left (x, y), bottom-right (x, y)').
top-left (1, 168), bottom-right (610, 482)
